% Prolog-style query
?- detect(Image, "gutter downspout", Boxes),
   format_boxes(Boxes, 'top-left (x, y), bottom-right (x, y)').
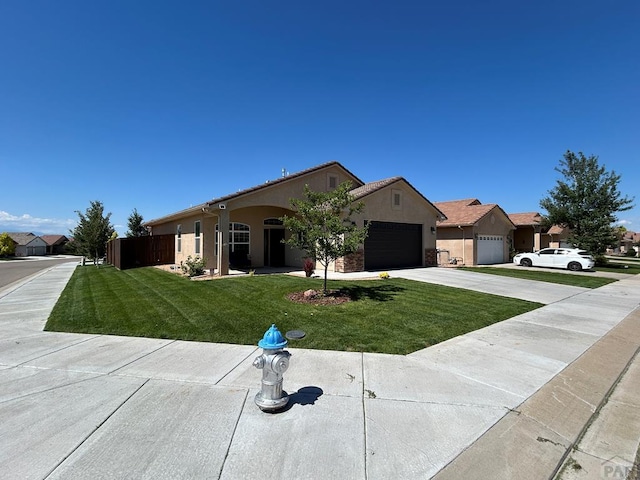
top-left (458, 225), bottom-right (465, 265)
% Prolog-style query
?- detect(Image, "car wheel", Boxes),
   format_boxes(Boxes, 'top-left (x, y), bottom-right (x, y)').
top-left (567, 262), bottom-right (582, 272)
top-left (520, 258), bottom-right (533, 267)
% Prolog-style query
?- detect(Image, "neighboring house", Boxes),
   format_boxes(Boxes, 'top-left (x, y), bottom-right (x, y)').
top-left (546, 225), bottom-right (572, 248)
top-left (41, 235), bottom-right (69, 255)
top-left (7, 232), bottom-right (48, 257)
top-left (618, 231), bottom-right (639, 255)
top-left (434, 199), bottom-right (515, 265)
top-left (508, 212), bottom-right (546, 253)
top-left (145, 162), bottom-right (446, 274)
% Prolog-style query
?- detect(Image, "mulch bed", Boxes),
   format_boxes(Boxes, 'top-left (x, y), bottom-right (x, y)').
top-left (287, 289), bottom-right (352, 305)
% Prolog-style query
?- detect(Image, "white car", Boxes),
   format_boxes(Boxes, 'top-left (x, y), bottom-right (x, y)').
top-left (513, 248), bottom-right (595, 271)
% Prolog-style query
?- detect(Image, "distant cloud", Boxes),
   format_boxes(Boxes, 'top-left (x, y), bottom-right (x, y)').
top-left (0, 210), bottom-right (76, 234)
top-left (617, 219), bottom-right (633, 226)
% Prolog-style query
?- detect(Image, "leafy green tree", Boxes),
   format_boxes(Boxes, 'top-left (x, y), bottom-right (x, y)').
top-left (126, 208), bottom-right (149, 238)
top-left (0, 232), bottom-right (16, 257)
top-left (70, 200), bottom-right (115, 266)
top-left (540, 151), bottom-right (634, 256)
top-left (281, 181), bottom-right (369, 294)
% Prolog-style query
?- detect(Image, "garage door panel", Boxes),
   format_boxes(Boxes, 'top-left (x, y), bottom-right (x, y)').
top-left (364, 221), bottom-right (422, 270)
top-left (477, 235), bottom-right (504, 265)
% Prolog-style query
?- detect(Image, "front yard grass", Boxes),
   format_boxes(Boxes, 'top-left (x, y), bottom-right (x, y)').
top-left (45, 266), bottom-right (543, 355)
top-left (461, 267), bottom-right (617, 288)
top-left (596, 261), bottom-right (640, 275)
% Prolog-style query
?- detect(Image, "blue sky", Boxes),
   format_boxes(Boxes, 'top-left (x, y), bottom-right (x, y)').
top-left (1, 0), bottom-right (638, 236)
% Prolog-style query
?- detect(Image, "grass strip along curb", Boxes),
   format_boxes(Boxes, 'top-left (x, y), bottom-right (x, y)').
top-left (460, 267), bottom-right (619, 287)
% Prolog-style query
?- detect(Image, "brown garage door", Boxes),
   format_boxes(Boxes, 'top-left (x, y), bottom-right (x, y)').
top-left (364, 221), bottom-right (422, 270)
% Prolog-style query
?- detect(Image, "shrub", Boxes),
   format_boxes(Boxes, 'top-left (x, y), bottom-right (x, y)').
top-left (181, 256), bottom-right (207, 277)
top-left (303, 258), bottom-right (315, 277)
top-left (379, 272), bottom-right (390, 279)
top-left (0, 232), bottom-right (16, 257)
top-left (594, 254), bottom-right (608, 267)
top-left (625, 248), bottom-right (636, 257)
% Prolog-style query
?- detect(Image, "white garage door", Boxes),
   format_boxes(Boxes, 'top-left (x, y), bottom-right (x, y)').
top-left (477, 235), bottom-right (504, 264)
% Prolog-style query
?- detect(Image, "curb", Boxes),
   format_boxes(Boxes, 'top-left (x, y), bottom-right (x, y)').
top-left (433, 307), bottom-right (640, 480)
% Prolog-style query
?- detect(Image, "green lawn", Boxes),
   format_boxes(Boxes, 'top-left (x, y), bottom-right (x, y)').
top-left (460, 267), bottom-right (618, 288)
top-left (45, 265), bottom-right (543, 355)
top-left (597, 260), bottom-right (640, 275)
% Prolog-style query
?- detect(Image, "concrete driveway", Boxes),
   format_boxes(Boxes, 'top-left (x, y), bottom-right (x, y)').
top-left (390, 267), bottom-right (587, 304)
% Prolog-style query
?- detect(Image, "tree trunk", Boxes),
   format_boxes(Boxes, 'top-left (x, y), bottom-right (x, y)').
top-left (323, 265), bottom-right (328, 295)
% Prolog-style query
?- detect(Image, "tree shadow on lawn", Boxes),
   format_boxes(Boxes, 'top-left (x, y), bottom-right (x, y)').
top-left (338, 283), bottom-right (405, 302)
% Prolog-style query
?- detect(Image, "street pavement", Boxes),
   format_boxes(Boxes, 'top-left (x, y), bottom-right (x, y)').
top-left (0, 255), bottom-right (80, 291)
top-left (0, 262), bottom-right (638, 479)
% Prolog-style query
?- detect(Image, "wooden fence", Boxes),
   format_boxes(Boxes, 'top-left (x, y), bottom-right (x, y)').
top-left (107, 234), bottom-right (175, 270)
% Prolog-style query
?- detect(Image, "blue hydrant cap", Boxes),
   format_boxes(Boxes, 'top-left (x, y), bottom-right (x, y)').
top-left (258, 324), bottom-right (288, 349)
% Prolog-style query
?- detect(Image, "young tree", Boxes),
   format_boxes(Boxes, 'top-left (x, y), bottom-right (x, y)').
top-left (71, 200), bottom-right (115, 266)
top-left (126, 208), bottom-right (149, 237)
top-left (0, 232), bottom-right (16, 257)
top-left (540, 151), bottom-right (634, 256)
top-left (281, 181), bottom-right (369, 294)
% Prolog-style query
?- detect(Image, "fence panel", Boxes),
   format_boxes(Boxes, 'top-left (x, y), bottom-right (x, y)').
top-left (107, 235), bottom-right (175, 270)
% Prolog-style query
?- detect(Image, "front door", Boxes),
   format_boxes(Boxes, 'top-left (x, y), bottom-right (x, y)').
top-left (264, 229), bottom-right (285, 267)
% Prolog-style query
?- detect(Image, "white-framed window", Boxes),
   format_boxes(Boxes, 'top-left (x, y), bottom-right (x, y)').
top-left (215, 222), bottom-right (250, 255)
top-left (194, 220), bottom-right (201, 255)
top-left (177, 224), bottom-right (182, 252)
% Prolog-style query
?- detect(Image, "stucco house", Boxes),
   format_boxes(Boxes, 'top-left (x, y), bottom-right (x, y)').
top-left (546, 225), bottom-right (572, 248)
top-left (145, 162), bottom-right (446, 274)
top-left (618, 231), bottom-right (639, 255)
top-left (7, 232), bottom-right (48, 257)
top-left (434, 199), bottom-right (515, 265)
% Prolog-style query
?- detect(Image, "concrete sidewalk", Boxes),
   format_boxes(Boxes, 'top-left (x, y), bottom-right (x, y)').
top-left (0, 263), bottom-right (638, 479)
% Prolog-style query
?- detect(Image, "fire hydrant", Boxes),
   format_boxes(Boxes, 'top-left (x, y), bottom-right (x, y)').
top-left (253, 324), bottom-right (291, 412)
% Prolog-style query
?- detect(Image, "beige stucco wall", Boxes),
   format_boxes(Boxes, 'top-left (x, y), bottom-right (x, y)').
top-left (436, 227), bottom-right (473, 265)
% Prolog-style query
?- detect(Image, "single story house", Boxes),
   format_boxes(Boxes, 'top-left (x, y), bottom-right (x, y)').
top-left (434, 199), bottom-right (515, 265)
top-left (546, 225), bottom-right (572, 248)
top-left (145, 162), bottom-right (446, 274)
top-left (7, 232), bottom-right (48, 257)
top-left (618, 231), bottom-right (639, 255)
top-left (41, 235), bottom-right (69, 255)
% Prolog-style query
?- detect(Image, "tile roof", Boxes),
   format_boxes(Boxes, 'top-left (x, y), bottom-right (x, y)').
top-left (435, 199), bottom-right (496, 227)
top-left (349, 177), bottom-right (402, 200)
top-left (508, 212), bottom-right (543, 226)
top-left (7, 232), bottom-right (37, 245)
top-left (40, 235), bottom-right (68, 246)
top-left (547, 225), bottom-right (569, 235)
